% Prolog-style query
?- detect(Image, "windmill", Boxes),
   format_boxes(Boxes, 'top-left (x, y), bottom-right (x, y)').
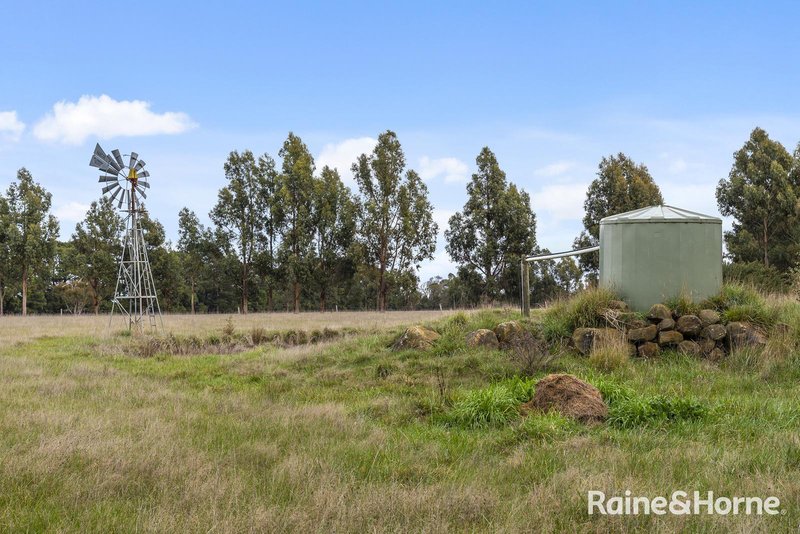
top-left (90, 144), bottom-right (163, 332)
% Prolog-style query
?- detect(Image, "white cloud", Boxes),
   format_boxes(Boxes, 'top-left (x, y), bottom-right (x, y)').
top-left (530, 182), bottom-right (588, 222)
top-left (0, 111), bottom-right (25, 142)
top-left (418, 156), bottom-right (469, 183)
top-left (533, 160), bottom-right (576, 177)
top-left (317, 137), bottom-right (377, 182)
top-left (33, 95), bottom-right (196, 145)
top-left (432, 208), bottom-right (454, 230)
top-left (53, 201), bottom-right (90, 228)
top-left (418, 249), bottom-right (457, 284)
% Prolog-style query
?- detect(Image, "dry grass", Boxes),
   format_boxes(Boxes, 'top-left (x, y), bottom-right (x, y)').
top-left (0, 309), bottom-right (457, 344)
top-left (588, 331), bottom-right (631, 371)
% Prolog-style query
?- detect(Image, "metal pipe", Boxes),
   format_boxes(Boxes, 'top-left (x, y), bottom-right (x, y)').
top-left (524, 245), bottom-right (599, 262)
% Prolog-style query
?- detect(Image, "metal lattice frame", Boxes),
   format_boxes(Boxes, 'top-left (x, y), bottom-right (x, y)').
top-left (89, 144), bottom-right (163, 332)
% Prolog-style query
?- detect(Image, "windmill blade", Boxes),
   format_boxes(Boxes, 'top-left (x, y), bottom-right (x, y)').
top-left (139, 180), bottom-right (150, 188)
top-left (118, 190), bottom-right (126, 209)
top-left (138, 170), bottom-right (150, 178)
top-left (136, 186), bottom-right (147, 199)
top-left (90, 154), bottom-right (117, 174)
top-left (102, 183), bottom-right (120, 194)
top-left (104, 154), bottom-right (122, 172)
top-left (111, 149), bottom-right (125, 169)
top-left (128, 152), bottom-right (139, 170)
top-left (134, 159), bottom-right (146, 172)
top-left (109, 186), bottom-right (123, 204)
top-left (99, 175), bottom-right (118, 182)
top-left (93, 143), bottom-right (108, 160)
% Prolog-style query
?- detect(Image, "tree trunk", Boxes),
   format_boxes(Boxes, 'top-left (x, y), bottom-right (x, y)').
top-left (268, 286), bottom-right (273, 312)
top-left (21, 268), bottom-right (27, 316)
top-left (190, 279), bottom-right (195, 315)
top-left (0, 286), bottom-right (4, 316)
top-left (378, 264), bottom-right (386, 312)
top-left (242, 263), bottom-right (248, 314)
top-left (320, 287), bottom-right (326, 312)
top-left (763, 217), bottom-right (769, 268)
top-left (293, 281), bottom-right (300, 314)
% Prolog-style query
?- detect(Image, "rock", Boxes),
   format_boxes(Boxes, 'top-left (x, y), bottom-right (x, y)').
top-left (465, 329), bottom-right (499, 349)
top-left (698, 309), bottom-right (721, 327)
top-left (726, 322), bottom-right (767, 351)
top-left (608, 300), bottom-right (628, 311)
top-left (638, 342), bottom-right (660, 358)
top-left (701, 324), bottom-right (727, 341)
top-left (392, 325), bottom-right (440, 351)
top-left (658, 330), bottom-right (684, 346)
top-left (627, 324), bottom-right (658, 342)
top-left (618, 313), bottom-right (649, 330)
top-left (707, 348), bottom-right (725, 362)
top-left (570, 327), bottom-right (618, 356)
top-left (647, 303), bottom-right (672, 321)
top-left (678, 340), bottom-right (701, 356)
top-left (657, 318), bottom-right (675, 331)
top-left (494, 321), bottom-right (525, 347)
top-left (522, 373), bottom-right (607, 424)
top-left (676, 315), bottom-right (703, 336)
top-left (699, 338), bottom-right (716, 354)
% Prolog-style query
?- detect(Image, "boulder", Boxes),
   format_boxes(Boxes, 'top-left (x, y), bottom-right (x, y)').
top-left (627, 324), bottom-right (658, 343)
top-left (707, 348), bottom-right (725, 362)
top-left (657, 317), bottom-right (675, 331)
top-left (571, 327), bottom-right (618, 356)
top-left (522, 373), bottom-right (607, 424)
top-left (619, 313), bottom-right (649, 330)
top-left (638, 342), bottom-right (660, 358)
top-left (494, 321), bottom-right (525, 347)
top-left (647, 304), bottom-right (672, 322)
top-left (676, 315), bottom-right (703, 337)
top-left (726, 322), bottom-right (767, 351)
top-left (465, 329), bottom-right (499, 349)
top-left (699, 337), bottom-right (716, 354)
top-left (701, 324), bottom-right (727, 341)
top-left (392, 325), bottom-right (440, 351)
top-left (608, 300), bottom-right (628, 311)
top-left (678, 340), bottom-right (701, 356)
top-left (698, 309), bottom-right (721, 327)
top-left (658, 330), bottom-right (684, 346)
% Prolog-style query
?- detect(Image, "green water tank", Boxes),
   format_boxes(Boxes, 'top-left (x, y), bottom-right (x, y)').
top-left (599, 205), bottom-right (723, 312)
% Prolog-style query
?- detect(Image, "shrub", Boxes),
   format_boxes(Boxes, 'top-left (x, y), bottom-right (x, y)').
top-left (222, 316), bottom-right (236, 338)
top-left (447, 312), bottom-right (469, 328)
top-left (508, 331), bottom-right (555, 374)
top-left (250, 327), bottom-right (269, 345)
top-left (724, 261), bottom-right (789, 294)
top-left (447, 377), bottom-right (535, 428)
top-left (541, 287), bottom-right (617, 343)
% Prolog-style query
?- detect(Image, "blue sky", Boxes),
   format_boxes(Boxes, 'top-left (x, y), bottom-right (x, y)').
top-left (2, 1), bottom-right (799, 281)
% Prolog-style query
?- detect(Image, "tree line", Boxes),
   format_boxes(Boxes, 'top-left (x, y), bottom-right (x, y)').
top-left (1, 127), bottom-right (799, 315)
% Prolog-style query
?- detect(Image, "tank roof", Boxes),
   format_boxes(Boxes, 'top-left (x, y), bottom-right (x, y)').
top-left (600, 205), bottom-right (722, 225)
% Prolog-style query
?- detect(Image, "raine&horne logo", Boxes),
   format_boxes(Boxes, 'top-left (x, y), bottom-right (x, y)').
top-left (587, 490), bottom-right (782, 516)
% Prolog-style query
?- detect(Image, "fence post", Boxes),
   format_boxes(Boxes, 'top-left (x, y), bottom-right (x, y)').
top-left (522, 260), bottom-right (530, 317)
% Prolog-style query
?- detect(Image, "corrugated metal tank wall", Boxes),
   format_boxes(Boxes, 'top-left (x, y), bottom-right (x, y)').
top-left (599, 205), bottom-right (723, 312)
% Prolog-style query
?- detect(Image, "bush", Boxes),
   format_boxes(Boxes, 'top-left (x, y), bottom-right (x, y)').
top-left (447, 377), bottom-right (535, 428)
top-left (508, 331), bottom-right (555, 374)
top-left (724, 261), bottom-right (789, 294)
top-left (541, 287), bottom-right (617, 343)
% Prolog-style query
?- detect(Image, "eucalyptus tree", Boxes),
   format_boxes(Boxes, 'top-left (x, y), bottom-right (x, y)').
top-left (574, 153), bottom-right (663, 278)
top-left (716, 127), bottom-right (800, 270)
top-left (312, 166), bottom-right (357, 311)
top-left (4, 168), bottom-right (59, 315)
top-left (72, 197), bottom-right (124, 314)
top-left (445, 147), bottom-right (537, 303)
top-left (352, 130), bottom-right (437, 311)
top-left (277, 133), bottom-right (316, 313)
top-left (211, 150), bottom-right (268, 314)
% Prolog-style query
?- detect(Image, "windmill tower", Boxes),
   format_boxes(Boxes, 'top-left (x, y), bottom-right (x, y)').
top-left (89, 144), bottom-right (163, 332)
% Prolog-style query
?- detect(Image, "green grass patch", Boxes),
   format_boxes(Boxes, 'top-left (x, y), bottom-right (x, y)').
top-left (540, 287), bottom-right (617, 342)
top-left (445, 376), bottom-right (535, 428)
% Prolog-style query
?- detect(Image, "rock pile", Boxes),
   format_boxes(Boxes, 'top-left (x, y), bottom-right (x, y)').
top-left (570, 301), bottom-right (769, 360)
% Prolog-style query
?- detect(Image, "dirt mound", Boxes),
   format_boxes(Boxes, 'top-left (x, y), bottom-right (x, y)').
top-left (523, 373), bottom-right (607, 424)
top-left (391, 325), bottom-right (440, 351)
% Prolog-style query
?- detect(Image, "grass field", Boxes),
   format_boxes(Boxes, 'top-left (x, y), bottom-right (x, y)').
top-left (1, 306), bottom-right (799, 532)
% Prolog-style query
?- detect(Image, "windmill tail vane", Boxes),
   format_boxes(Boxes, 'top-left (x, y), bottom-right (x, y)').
top-left (90, 143), bottom-right (163, 332)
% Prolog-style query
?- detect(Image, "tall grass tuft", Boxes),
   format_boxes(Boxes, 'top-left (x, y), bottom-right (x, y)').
top-left (447, 377), bottom-right (535, 428)
top-left (541, 287), bottom-right (617, 343)
top-left (664, 290), bottom-right (701, 316)
top-left (588, 331), bottom-right (630, 371)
